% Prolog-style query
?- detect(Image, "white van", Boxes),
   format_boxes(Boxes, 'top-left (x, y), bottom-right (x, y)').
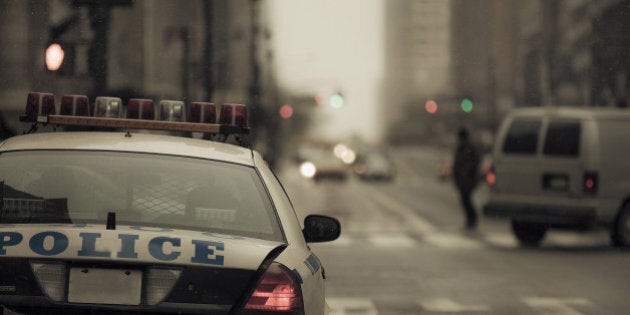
top-left (483, 107), bottom-right (630, 247)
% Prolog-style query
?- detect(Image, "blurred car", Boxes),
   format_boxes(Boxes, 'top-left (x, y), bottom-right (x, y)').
top-left (299, 146), bottom-right (350, 181)
top-left (0, 92), bottom-right (341, 315)
top-left (353, 149), bottom-right (396, 181)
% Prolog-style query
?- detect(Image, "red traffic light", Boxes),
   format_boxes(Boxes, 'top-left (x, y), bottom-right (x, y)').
top-left (45, 43), bottom-right (65, 71)
top-left (425, 99), bottom-right (438, 114)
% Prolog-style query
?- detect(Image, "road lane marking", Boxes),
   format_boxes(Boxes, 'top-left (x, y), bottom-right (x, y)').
top-left (327, 298), bottom-right (378, 315)
top-left (368, 233), bottom-right (416, 248)
top-left (483, 232), bottom-right (518, 248)
top-left (327, 234), bottom-right (354, 247)
top-left (361, 184), bottom-right (436, 234)
top-left (418, 297), bottom-right (491, 312)
top-left (522, 297), bottom-right (592, 315)
top-left (423, 233), bottom-right (483, 249)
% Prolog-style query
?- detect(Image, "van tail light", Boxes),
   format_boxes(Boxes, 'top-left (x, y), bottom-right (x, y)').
top-left (583, 171), bottom-right (598, 193)
top-left (486, 165), bottom-right (496, 186)
top-left (240, 262), bottom-right (304, 315)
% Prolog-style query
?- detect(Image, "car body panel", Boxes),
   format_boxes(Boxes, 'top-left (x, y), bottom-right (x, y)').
top-left (0, 132), bottom-right (254, 166)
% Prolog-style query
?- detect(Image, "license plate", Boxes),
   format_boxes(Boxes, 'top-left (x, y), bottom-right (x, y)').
top-left (543, 174), bottom-right (568, 191)
top-left (68, 268), bottom-right (142, 305)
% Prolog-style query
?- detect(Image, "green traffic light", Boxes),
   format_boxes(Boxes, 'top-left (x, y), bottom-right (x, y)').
top-left (329, 93), bottom-right (344, 109)
top-left (461, 98), bottom-right (473, 113)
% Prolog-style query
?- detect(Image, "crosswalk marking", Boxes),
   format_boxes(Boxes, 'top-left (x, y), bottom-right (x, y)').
top-left (423, 232), bottom-right (483, 249)
top-left (484, 232), bottom-right (518, 248)
top-left (368, 233), bottom-right (416, 248)
top-left (418, 297), bottom-right (491, 312)
top-left (523, 297), bottom-right (592, 315)
top-left (327, 296), bottom-right (597, 315)
top-left (361, 184), bottom-right (436, 234)
top-left (327, 298), bottom-right (378, 315)
top-left (318, 230), bottom-right (609, 251)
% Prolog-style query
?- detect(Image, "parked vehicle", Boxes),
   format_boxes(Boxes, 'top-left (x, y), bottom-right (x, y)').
top-left (483, 107), bottom-right (630, 247)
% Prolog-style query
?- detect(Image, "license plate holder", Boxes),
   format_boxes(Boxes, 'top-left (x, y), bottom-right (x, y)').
top-left (68, 267), bottom-right (142, 305)
top-left (542, 173), bottom-right (569, 191)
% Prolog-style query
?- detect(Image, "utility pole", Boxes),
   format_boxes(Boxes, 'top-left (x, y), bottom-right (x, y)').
top-left (72, 0), bottom-right (132, 97)
top-left (249, 0), bottom-right (261, 109)
top-left (202, 0), bottom-right (215, 101)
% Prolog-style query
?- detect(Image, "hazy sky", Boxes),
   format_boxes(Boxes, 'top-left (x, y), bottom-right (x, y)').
top-left (268, 0), bottom-right (384, 143)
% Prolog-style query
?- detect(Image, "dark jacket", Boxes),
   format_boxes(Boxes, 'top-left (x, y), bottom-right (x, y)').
top-left (453, 139), bottom-right (481, 193)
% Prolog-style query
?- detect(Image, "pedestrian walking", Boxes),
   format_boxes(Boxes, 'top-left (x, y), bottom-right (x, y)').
top-left (452, 127), bottom-right (481, 229)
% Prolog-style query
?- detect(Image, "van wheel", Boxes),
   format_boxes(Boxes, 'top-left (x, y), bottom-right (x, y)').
top-left (511, 221), bottom-right (547, 247)
top-left (611, 203), bottom-right (630, 247)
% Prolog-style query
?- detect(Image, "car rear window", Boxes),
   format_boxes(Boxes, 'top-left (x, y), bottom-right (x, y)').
top-left (0, 150), bottom-right (283, 242)
top-left (502, 119), bottom-right (541, 154)
top-left (543, 121), bottom-right (581, 156)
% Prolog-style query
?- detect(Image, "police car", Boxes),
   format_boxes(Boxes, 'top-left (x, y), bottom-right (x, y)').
top-left (0, 92), bottom-right (340, 314)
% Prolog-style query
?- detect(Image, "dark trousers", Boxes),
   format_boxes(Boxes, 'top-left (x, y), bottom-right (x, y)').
top-left (458, 189), bottom-right (477, 228)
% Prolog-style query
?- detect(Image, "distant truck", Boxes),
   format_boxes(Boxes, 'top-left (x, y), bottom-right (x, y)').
top-left (483, 107), bottom-right (630, 247)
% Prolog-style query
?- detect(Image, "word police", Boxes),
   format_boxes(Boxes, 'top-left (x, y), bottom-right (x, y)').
top-left (0, 228), bottom-right (225, 266)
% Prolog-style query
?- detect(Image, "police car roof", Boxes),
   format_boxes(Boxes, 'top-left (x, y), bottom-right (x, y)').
top-left (0, 132), bottom-right (255, 166)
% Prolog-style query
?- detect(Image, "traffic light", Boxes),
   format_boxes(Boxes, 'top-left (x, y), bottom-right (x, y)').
top-left (45, 42), bottom-right (75, 75)
top-left (425, 99), bottom-right (438, 114)
top-left (279, 104), bottom-right (294, 119)
top-left (461, 98), bottom-right (474, 113)
top-left (329, 92), bottom-right (344, 109)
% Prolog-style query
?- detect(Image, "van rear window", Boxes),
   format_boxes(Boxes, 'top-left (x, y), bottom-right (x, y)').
top-left (502, 119), bottom-right (541, 154)
top-left (543, 121), bottom-right (581, 156)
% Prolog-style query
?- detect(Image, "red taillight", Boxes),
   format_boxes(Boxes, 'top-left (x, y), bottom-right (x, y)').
top-left (486, 166), bottom-right (496, 186)
top-left (583, 171), bottom-right (598, 193)
top-left (242, 263), bottom-right (304, 315)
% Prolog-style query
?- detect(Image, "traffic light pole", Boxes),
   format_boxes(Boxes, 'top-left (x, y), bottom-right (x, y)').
top-left (72, 0), bottom-right (132, 96)
top-left (88, 4), bottom-right (110, 96)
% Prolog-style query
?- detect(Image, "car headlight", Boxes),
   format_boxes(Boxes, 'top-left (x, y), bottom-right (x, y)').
top-left (300, 162), bottom-right (317, 178)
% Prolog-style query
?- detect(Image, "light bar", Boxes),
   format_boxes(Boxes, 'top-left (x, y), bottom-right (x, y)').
top-left (20, 92), bottom-right (249, 137)
top-left (39, 115), bottom-right (247, 134)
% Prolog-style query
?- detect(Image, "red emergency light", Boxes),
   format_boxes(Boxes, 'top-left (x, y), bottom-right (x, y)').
top-left (219, 103), bottom-right (248, 128)
top-left (24, 92), bottom-right (56, 119)
top-left (189, 102), bottom-right (216, 124)
top-left (60, 95), bottom-right (90, 116)
top-left (127, 98), bottom-right (155, 120)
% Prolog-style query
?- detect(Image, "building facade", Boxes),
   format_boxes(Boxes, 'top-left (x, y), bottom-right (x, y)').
top-left (0, 0), bottom-right (277, 144)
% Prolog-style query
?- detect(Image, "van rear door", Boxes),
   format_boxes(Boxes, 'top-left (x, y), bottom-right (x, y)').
top-left (494, 118), bottom-right (543, 196)
top-left (539, 120), bottom-right (584, 198)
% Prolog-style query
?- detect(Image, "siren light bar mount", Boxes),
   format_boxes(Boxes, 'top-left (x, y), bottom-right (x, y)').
top-left (20, 92), bottom-right (250, 141)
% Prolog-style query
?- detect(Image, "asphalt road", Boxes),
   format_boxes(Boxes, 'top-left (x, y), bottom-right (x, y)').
top-left (279, 145), bottom-right (630, 315)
